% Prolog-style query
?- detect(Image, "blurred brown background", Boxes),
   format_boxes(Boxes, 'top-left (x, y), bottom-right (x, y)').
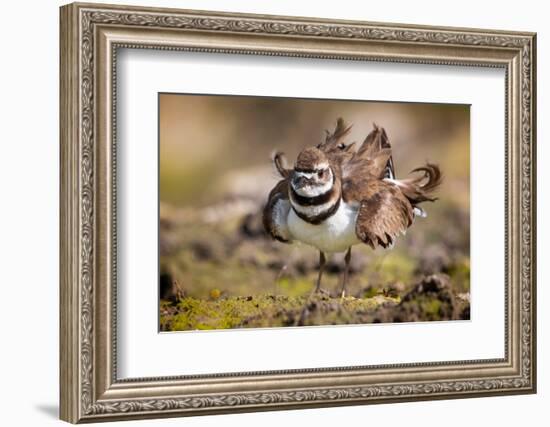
top-left (159, 93), bottom-right (470, 331)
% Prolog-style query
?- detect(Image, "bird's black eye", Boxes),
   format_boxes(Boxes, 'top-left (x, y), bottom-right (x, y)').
top-left (317, 169), bottom-right (325, 179)
top-left (338, 143), bottom-right (346, 149)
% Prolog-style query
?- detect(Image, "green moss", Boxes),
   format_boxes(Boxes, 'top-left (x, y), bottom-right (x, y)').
top-left (276, 277), bottom-right (317, 297)
top-left (446, 258), bottom-right (470, 293)
top-left (161, 294), bottom-right (398, 331)
top-left (421, 298), bottom-right (442, 318)
top-left (362, 287), bottom-right (379, 298)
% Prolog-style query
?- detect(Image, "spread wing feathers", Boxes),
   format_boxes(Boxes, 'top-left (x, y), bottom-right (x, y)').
top-left (272, 151), bottom-right (292, 178)
top-left (319, 117), bottom-right (353, 149)
top-left (342, 123), bottom-right (395, 181)
top-left (356, 123), bottom-right (391, 158)
top-left (316, 118), bottom-right (356, 165)
top-left (389, 163), bottom-right (443, 204)
top-left (354, 181), bottom-right (414, 249)
top-left (262, 178), bottom-right (292, 243)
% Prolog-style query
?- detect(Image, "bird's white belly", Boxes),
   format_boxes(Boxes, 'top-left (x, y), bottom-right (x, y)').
top-left (287, 201), bottom-right (360, 253)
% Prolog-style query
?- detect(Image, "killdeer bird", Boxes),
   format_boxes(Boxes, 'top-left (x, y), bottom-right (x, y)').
top-left (263, 118), bottom-right (442, 297)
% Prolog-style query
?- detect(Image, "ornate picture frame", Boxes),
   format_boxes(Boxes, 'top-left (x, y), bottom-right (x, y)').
top-left (60, 2), bottom-right (536, 423)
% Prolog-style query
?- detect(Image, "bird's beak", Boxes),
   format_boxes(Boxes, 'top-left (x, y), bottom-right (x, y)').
top-left (292, 174), bottom-right (308, 190)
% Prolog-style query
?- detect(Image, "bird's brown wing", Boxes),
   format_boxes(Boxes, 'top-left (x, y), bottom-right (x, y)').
top-left (322, 119), bottom-right (440, 249)
top-left (262, 178), bottom-right (292, 243)
top-left (318, 119), bottom-right (395, 182)
top-left (344, 179), bottom-right (414, 249)
top-left (343, 124), bottom-right (394, 182)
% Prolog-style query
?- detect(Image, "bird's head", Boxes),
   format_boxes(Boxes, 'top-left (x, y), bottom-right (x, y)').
top-left (291, 147), bottom-right (334, 197)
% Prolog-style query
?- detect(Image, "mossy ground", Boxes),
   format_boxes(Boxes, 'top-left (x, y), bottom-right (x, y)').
top-left (160, 293), bottom-right (400, 331)
top-left (159, 193), bottom-right (470, 331)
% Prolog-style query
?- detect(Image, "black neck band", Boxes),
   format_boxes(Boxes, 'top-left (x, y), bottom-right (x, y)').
top-left (292, 196), bottom-right (341, 225)
top-left (290, 186), bottom-right (335, 207)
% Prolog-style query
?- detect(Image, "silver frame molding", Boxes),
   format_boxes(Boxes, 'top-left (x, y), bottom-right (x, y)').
top-left (60, 2), bottom-right (537, 423)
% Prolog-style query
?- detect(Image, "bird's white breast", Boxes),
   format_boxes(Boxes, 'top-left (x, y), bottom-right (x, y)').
top-left (287, 201), bottom-right (360, 253)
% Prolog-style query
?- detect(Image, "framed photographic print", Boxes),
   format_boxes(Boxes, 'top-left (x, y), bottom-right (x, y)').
top-left (60, 2), bottom-right (537, 423)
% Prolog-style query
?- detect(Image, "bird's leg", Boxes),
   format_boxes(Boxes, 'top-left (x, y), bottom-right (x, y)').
top-left (314, 251), bottom-right (326, 293)
top-left (340, 247), bottom-right (352, 299)
top-left (274, 263), bottom-right (288, 295)
top-left (298, 251), bottom-right (327, 327)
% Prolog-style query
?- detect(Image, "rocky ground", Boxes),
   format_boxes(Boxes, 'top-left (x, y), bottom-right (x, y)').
top-left (160, 274), bottom-right (469, 331)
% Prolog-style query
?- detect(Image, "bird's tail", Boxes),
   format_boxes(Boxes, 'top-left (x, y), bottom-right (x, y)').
top-left (388, 163), bottom-right (443, 206)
